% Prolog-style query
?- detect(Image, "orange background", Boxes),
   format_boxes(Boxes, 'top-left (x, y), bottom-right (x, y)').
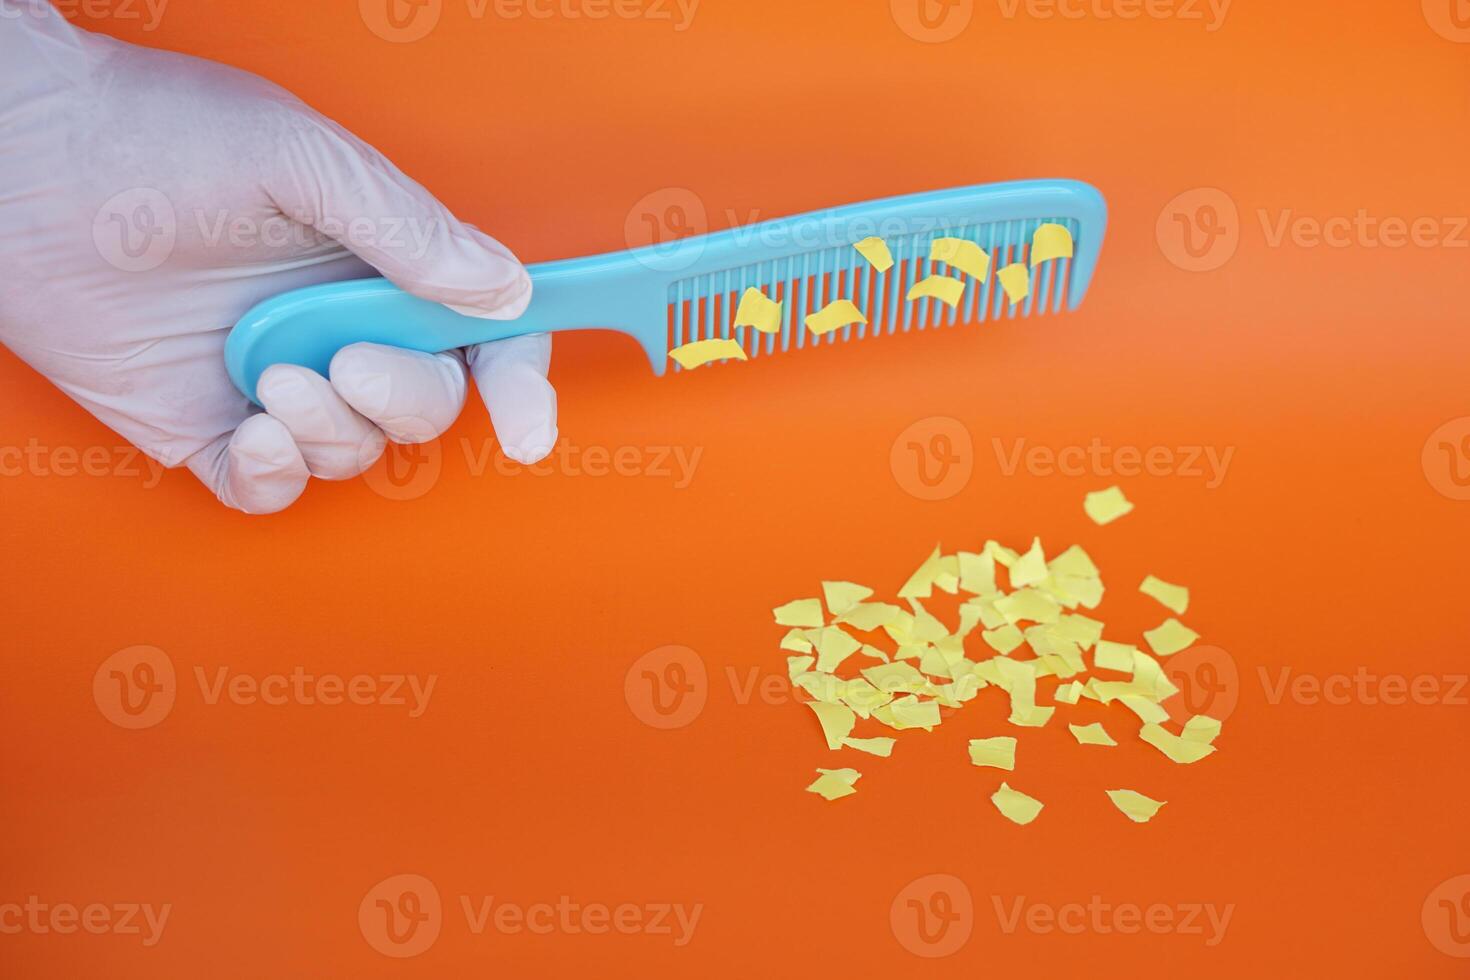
top-left (3, 0), bottom-right (1470, 976)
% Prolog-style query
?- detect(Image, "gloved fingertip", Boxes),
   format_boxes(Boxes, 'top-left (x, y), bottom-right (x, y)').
top-left (502, 421), bottom-right (559, 465)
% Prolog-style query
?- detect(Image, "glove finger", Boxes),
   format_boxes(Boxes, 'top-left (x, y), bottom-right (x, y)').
top-left (256, 363), bottom-right (387, 480)
top-left (467, 333), bottom-right (558, 465)
top-left (184, 413), bottom-right (309, 515)
top-left (265, 112), bottom-right (531, 319)
top-left (329, 341), bottom-right (467, 444)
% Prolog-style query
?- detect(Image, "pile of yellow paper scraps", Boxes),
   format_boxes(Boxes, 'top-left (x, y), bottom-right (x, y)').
top-left (669, 224), bottom-right (1074, 369)
top-left (775, 490), bottom-right (1219, 824)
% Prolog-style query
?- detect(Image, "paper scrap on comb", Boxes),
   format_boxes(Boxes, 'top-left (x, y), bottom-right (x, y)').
top-left (1083, 486), bottom-right (1134, 525)
top-left (1143, 618), bottom-right (1199, 656)
top-left (773, 599), bottom-right (823, 628)
top-left (1068, 722), bottom-right (1117, 747)
top-left (806, 768), bottom-right (861, 801)
top-left (1182, 715), bottom-right (1222, 745)
top-left (805, 299), bottom-right (867, 336)
top-left (906, 275), bottom-right (966, 309)
top-left (668, 338), bottom-right (747, 369)
top-left (1140, 723), bottom-right (1215, 764)
top-left (997, 263), bottom-right (1030, 304)
top-left (808, 701), bottom-right (855, 750)
top-left (1030, 223), bottom-right (1074, 266)
top-left (930, 237), bottom-right (991, 280)
top-left (991, 782), bottom-right (1043, 825)
top-left (1140, 575), bottom-right (1189, 614)
top-left (968, 736), bottom-right (1017, 771)
top-left (1106, 789), bottom-right (1165, 823)
top-left (733, 287), bottom-right (783, 334)
top-left (854, 236), bottom-right (894, 272)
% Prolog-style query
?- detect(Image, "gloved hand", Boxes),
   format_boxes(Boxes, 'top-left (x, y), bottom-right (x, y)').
top-left (0, 1), bottom-right (558, 513)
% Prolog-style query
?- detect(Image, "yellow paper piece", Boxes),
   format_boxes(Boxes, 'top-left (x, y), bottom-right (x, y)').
top-left (1054, 680), bottom-right (1084, 705)
top-left (1049, 614), bottom-right (1104, 650)
top-left (854, 236), bottom-right (894, 272)
top-left (1130, 650), bottom-right (1179, 701)
top-left (836, 602), bottom-right (904, 632)
top-left (806, 768), bottom-right (861, 801)
top-left (1009, 704), bottom-right (1056, 728)
top-left (1009, 537), bottom-right (1048, 589)
top-left (906, 275), bottom-right (966, 308)
top-left (985, 541), bottom-right (1021, 567)
top-left (1094, 640), bottom-right (1138, 672)
top-left (1140, 575), bottom-right (1190, 615)
top-left (843, 736), bottom-right (896, 757)
top-left (1140, 723), bottom-right (1216, 764)
top-left (1056, 574), bottom-right (1105, 609)
top-left (805, 298), bottom-right (867, 336)
top-left (733, 287), bottom-right (783, 334)
top-left (793, 670), bottom-right (843, 704)
top-left (808, 701), bottom-right (855, 750)
top-left (982, 624), bottom-right (1025, 655)
top-left (1119, 694), bottom-right (1170, 725)
top-left (874, 695), bottom-right (942, 731)
top-left (773, 598), bottom-right (823, 628)
top-left (968, 736), bottom-right (1017, 771)
top-left (996, 263), bottom-right (1030, 304)
top-left (779, 628), bottom-right (814, 654)
top-left (786, 655), bottom-right (815, 681)
top-left (1182, 715), bottom-right (1223, 745)
top-left (957, 551), bottom-right (997, 595)
top-left (668, 338), bottom-right (747, 369)
top-left (1083, 486), bottom-right (1134, 525)
top-left (1049, 545), bottom-right (1099, 579)
top-left (860, 661), bottom-right (929, 696)
top-left (812, 626), bottom-right (862, 673)
top-left (859, 643), bottom-right (890, 662)
top-left (1143, 618), bottom-right (1200, 656)
top-left (930, 237), bottom-right (991, 280)
top-left (897, 546), bottom-right (947, 599)
top-left (991, 782), bottom-right (1044, 825)
top-left (994, 589), bottom-right (1062, 625)
top-left (822, 581), bottom-right (874, 617)
top-left (1069, 722), bottom-right (1118, 747)
top-left (839, 678), bottom-right (892, 718)
top-left (1030, 223), bottom-right (1075, 266)
top-left (1106, 789), bottom-right (1166, 823)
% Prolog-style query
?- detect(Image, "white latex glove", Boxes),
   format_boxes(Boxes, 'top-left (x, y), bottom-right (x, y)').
top-left (0, 1), bottom-right (559, 513)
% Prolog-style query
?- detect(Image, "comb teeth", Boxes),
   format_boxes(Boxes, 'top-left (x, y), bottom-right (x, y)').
top-left (665, 217), bottom-right (1080, 370)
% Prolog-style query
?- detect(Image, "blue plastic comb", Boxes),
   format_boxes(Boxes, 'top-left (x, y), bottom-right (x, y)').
top-left (226, 179), bottom-right (1107, 403)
